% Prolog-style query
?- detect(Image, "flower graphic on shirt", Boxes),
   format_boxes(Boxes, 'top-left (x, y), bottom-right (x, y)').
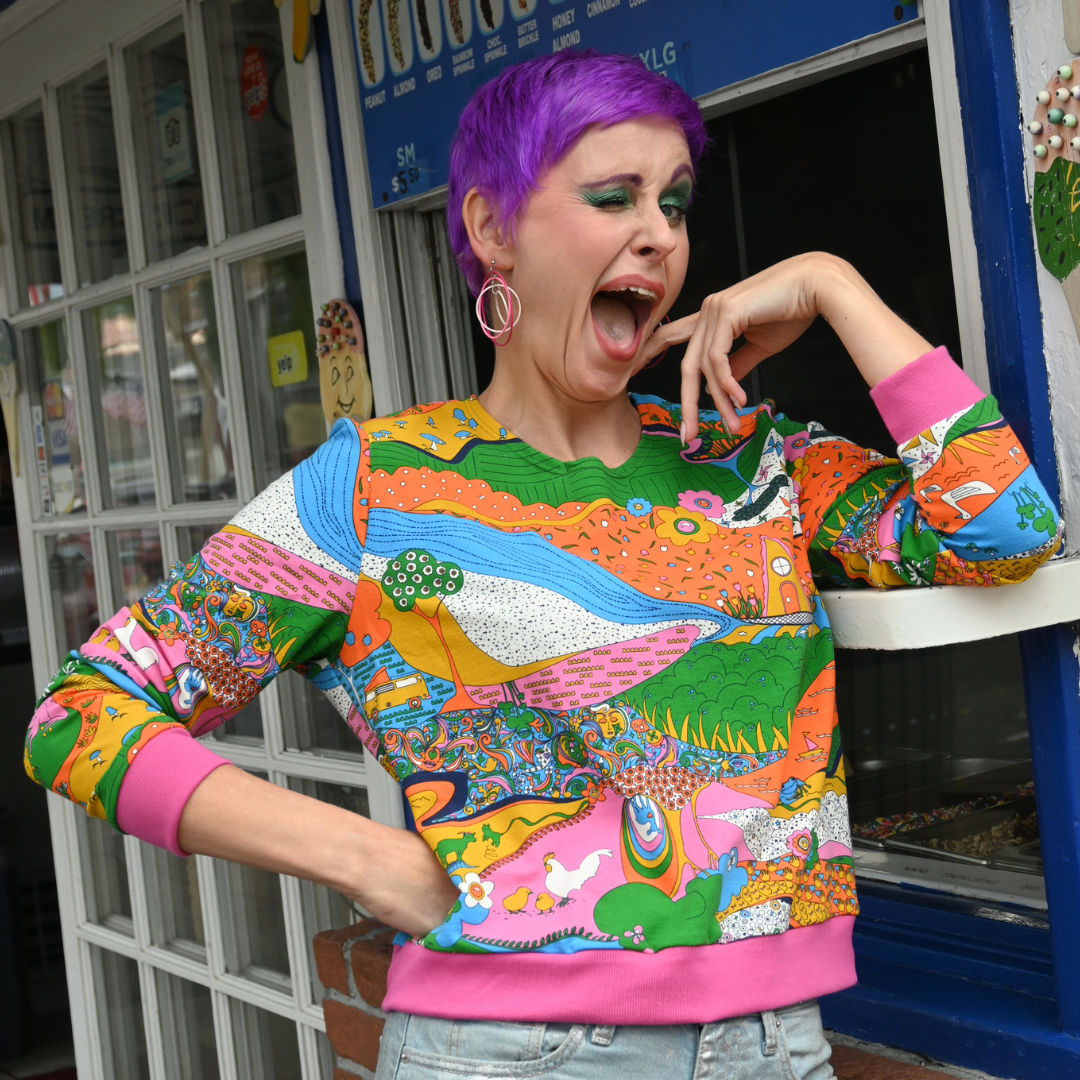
top-left (623, 924), bottom-right (645, 945)
top-left (625, 497), bottom-right (652, 517)
top-left (787, 829), bottom-right (814, 858)
top-left (783, 431), bottom-right (811, 461)
top-left (677, 490), bottom-right (725, 517)
top-left (458, 872), bottom-right (494, 909)
top-left (654, 506), bottom-right (718, 547)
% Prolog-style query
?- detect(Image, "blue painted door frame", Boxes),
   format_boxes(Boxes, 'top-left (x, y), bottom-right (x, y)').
top-left (825, 1), bottom-right (1080, 1073)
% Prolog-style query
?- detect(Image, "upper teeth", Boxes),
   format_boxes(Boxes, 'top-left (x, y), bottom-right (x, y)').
top-left (614, 285), bottom-right (658, 301)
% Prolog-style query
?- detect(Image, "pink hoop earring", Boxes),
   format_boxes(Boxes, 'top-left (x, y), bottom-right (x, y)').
top-left (475, 262), bottom-right (522, 346)
top-left (641, 315), bottom-right (671, 371)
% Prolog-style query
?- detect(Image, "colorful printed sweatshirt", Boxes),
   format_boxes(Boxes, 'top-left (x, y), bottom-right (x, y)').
top-left (25, 348), bottom-right (1061, 1025)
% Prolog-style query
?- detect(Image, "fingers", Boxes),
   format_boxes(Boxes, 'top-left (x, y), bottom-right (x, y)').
top-left (680, 297), bottom-right (745, 443)
top-left (641, 311), bottom-right (698, 361)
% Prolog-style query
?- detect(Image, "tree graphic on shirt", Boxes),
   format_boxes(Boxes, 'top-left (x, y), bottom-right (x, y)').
top-left (380, 550), bottom-right (479, 713)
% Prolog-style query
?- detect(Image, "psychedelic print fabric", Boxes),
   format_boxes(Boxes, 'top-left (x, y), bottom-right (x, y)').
top-left (25, 390), bottom-right (1060, 961)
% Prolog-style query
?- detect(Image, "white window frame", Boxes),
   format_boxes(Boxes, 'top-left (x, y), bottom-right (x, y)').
top-left (0, 2), bottom-right (400, 1077)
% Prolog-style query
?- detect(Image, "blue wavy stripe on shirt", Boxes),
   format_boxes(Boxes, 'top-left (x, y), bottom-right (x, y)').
top-left (293, 419), bottom-right (364, 572)
top-left (75, 655), bottom-right (164, 715)
top-left (365, 508), bottom-right (737, 636)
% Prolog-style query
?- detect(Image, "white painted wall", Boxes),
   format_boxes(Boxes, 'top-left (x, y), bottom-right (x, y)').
top-left (1009, 0), bottom-right (1080, 557)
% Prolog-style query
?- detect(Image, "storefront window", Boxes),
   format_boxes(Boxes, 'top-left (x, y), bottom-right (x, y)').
top-left (92, 946), bottom-right (150, 1080)
top-left (204, 0), bottom-right (301, 236)
top-left (154, 970), bottom-right (220, 1080)
top-left (25, 318), bottom-right (85, 516)
top-left (142, 843), bottom-right (206, 958)
top-left (152, 273), bottom-right (236, 503)
top-left (84, 297), bottom-right (155, 509)
top-left (229, 999), bottom-right (302, 1080)
top-left (0, 101), bottom-right (63, 307)
top-left (106, 527), bottom-right (164, 608)
top-left (56, 63), bottom-right (128, 287)
top-left (81, 816), bottom-right (133, 934)
top-left (125, 18), bottom-right (208, 263)
top-left (279, 669), bottom-right (363, 759)
top-left (214, 854), bottom-right (291, 990)
top-left (232, 246), bottom-right (321, 489)
top-left (45, 531), bottom-right (96, 655)
top-left (177, 521), bottom-right (226, 560)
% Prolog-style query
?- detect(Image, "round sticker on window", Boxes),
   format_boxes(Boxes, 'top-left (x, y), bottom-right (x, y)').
top-left (241, 45), bottom-right (269, 122)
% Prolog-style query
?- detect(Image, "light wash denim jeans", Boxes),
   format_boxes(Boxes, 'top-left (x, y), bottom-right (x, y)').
top-left (374, 999), bottom-right (835, 1080)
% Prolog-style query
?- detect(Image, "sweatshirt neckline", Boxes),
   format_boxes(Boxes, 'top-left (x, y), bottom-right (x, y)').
top-left (461, 395), bottom-right (658, 478)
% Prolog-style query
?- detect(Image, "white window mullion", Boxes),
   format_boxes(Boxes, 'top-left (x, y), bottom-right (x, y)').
top-left (132, 278), bottom-right (175, 510)
top-left (66, 300), bottom-right (107, 517)
top-left (106, 42), bottom-right (147, 273)
top-left (211, 988), bottom-right (241, 1080)
top-left (137, 958), bottom-right (171, 1080)
top-left (40, 83), bottom-right (78, 298)
top-left (296, 1021), bottom-right (327, 1080)
top-left (76, 937), bottom-right (108, 1080)
top-left (182, 0), bottom-right (226, 248)
top-left (124, 834), bottom-right (153, 951)
top-left (210, 254), bottom-right (257, 506)
top-left (0, 114), bottom-right (20, 319)
top-left (90, 525), bottom-right (116, 623)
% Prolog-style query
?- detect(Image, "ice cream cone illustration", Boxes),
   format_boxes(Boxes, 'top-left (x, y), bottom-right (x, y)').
top-left (1030, 60), bottom-right (1080, 334)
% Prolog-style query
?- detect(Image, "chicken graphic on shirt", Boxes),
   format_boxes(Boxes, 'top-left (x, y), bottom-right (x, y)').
top-left (543, 849), bottom-right (612, 906)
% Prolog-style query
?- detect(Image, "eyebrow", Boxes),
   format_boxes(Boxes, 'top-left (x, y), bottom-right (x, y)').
top-left (667, 164), bottom-right (694, 186)
top-left (579, 164), bottom-right (696, 190)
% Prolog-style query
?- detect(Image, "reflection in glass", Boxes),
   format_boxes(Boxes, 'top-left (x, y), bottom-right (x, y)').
top-left (229, 999), bottom-right (301, 1080)
top-left (143, 843), bottom-right (206, 958)
top-left (205, 696), bottom-right (264, 743)
top-left (233, 246), bottom-right (321, 488)
top-left (84, 298), bottom-right (156, 508)
top-left (155, 970), bottom-right (220, 1080)
top-left (45, 532), bottom-right (97, 654)
top-left (56, 63), bottom-right (128, 286)
top-left (106, 528), bottom-right (164, 609)
top-left (288, 777), bottom-right (369, 1002)
top-left (25, 319), bottom-right (84, 515)
top-left (177, 522), bottom-right (227, 562)
top-left (279, 669), bottom-right (362, 759)
top-left (204, 0), bottom-right (301, 235)
top-left (152, 274), bottom-right (235, 502)
top-left (91, 946), bottom-right (150, 1080)
top-left (126, 18), bottom-right (207, 263)
top-left (0, 102), bottom-right (63, 307)
top-left (81, 816), bottom-right (132, 934)
top-left (215, 855), bottom-right (290, 989)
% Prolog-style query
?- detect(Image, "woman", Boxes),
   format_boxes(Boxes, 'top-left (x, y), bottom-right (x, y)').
top-left (26, 51), bottom-right (1059, 1079)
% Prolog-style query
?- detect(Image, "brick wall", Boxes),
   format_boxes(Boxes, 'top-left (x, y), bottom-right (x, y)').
top-left (312, 920), bottom-right (395, 1080)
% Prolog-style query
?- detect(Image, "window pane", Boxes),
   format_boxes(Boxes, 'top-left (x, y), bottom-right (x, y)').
top-left (232, 247), bottom-right (321, 488)
top-left (24, 319), bottom-right (85, 516)
top-left (105, 528), bottom-right (164, 609)
top-left (152, 274), bottom-right (235, 503)
top-left (287, 777), bottom-right (368, 1003)
top-left (81, 816), bottom-right (132, 935)
top-left (215, 855), bottom-right (291, 989)
top-left (0, 102), bottom-right (63, 308)
top-left (204, 0), bottom-right (301, 234)
top-left (204, 696), bottom-right (264, 743)
top-left (45, 531), bottom-right (97, 654)
top-left (56, 63), bottom-right (128, 286)
top-left (126, 18), bottom-right (207, 263)
top-left (229, 1000), bottom-right (301, 1080)
top-left (84, 297), bottom-right (155, 508)
top-left (315, 1030), bottom-right (334, 1080)
top-left (142, 843), bottom-right (206, 958)
top-left (279, 669), bottom-right (362, 759)
top-left (154, 971), bottom-right (219, 1080)
top-left (91, 947), bottom-right (149, 1080)
top-left (177, 522), bottom-right (227, 561)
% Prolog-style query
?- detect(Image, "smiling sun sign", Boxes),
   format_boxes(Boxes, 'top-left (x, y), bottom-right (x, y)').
top-left (317, 299), bottom-right (373, 426)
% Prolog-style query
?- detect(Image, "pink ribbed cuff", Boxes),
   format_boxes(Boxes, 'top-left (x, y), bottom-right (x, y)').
top-left (869, 346), bottom-right (985, 444)
top-left (116, 727), bottom-right (230, 856)
top-left (383, 916), bottom-right (856, 1025)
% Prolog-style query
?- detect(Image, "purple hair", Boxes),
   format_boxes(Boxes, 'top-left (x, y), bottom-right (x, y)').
top-left (447, 50), bottom-right (707, 295)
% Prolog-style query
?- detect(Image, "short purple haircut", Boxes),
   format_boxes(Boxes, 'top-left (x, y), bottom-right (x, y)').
top-left (447, 50), bottom-right (707, 295)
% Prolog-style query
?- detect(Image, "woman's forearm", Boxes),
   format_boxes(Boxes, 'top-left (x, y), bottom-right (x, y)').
top-left (815, 255), bottom-right (933, 388)
top-left (177, 764), bottom-right (457, 937)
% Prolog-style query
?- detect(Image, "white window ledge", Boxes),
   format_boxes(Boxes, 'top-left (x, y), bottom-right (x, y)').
top-left (820, 557), bottom-right (1080, 650)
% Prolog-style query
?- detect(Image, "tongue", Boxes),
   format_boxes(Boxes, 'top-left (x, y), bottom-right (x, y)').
top-left (591, 294), bottom-right (636, 344)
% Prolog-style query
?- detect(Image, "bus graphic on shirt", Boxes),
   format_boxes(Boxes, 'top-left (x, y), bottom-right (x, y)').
top-left (364, 666), bottom-right (431, 717)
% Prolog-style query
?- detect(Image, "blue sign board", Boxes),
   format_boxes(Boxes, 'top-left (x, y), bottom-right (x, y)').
top-left (349, 0), bottom-right (917, 209)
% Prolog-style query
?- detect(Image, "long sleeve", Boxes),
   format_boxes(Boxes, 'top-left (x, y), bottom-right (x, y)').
top-left (24, 419), bottom-right (370, 854)
top-left (789, 347), bottom-right (1061, 588)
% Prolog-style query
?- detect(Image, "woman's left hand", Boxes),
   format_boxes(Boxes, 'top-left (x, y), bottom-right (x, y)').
top-left (641, 252), bottom-right (932, 444)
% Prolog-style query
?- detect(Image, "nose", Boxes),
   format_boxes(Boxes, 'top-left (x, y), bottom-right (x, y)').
top-left (631, 201), bottom-right (679, 263)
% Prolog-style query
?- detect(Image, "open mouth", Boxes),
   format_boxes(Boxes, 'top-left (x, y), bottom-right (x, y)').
top-left (590, 283), bottom-right (660, 361)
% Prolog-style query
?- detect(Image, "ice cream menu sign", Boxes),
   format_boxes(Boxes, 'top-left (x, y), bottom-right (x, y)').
top-left (350, 0), bottom-right (917, 209)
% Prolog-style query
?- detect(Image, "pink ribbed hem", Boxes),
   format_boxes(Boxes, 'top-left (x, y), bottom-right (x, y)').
top-left (116, 728), bottom-right (230, 856)
top-left (382, 916), bottom-right (856, 1025)
top-left (869, 346), bottom-right (985, 444)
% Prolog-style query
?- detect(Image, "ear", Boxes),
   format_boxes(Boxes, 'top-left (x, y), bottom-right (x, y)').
top-left (461, 187), bottom-right (514, 273)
